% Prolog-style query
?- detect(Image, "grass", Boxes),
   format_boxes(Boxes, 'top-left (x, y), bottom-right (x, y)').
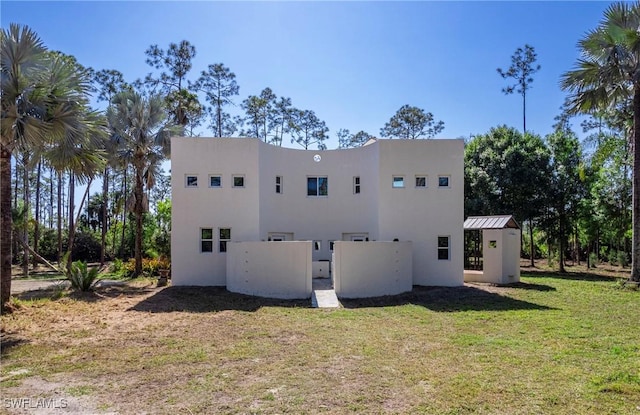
top-left (1, 265), bottom-right (638, 414)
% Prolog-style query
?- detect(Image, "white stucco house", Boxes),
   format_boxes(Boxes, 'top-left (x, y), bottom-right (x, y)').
top-left (171, 137), bottom-right (465, 299)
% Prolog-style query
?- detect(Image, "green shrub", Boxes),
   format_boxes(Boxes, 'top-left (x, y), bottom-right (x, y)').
top-left (110, 258), bottom-right (124, 273)
top-left (589, 253), bottom-right (598, 268)
top-left (617, 251), bottom-right (629, 268)
top-left (67, 261), bottom-right (100, 292)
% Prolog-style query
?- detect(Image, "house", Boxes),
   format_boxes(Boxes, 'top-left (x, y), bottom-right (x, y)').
top-left (171, 137), bottom-right (464, 298)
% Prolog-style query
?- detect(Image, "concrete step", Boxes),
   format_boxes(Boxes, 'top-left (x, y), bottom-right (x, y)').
top-left (312, 280), bottom-right (340, 308)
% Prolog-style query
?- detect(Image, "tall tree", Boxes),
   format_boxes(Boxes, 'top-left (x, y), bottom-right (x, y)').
top-left (107, 90), bottom-right (179, 276)
top-left (380, 105), bottom-right (444, 139)
top-left (269, 96), bottom-right (294, 146)
top-left (338, 129), bottom-right (372, 148)
top-left (1, 25), bottom-right (104, 310)
top-left (143, 40), bottom-right (201, 127)
top-left (561, 2), bottom-right (640, 282)
top-left (497, 44), bottom-right (541, 134)
top-left (196, 63), bottom-right (239, 137)
top-left (290, 109), bottom-right (329, 150)
top-left (241, 88), bottom-right (276, 141)
top-left (545, 127), bottom-right (583, 272)
top-left (465, 126), bottom-right (551, 266)
top-left (93, 69), bottom-right (129, 265)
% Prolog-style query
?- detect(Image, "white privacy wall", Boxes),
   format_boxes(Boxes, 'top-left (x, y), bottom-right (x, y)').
top-left (226, 241), bottom-right (312, 299)
top-left (333, 241), bottom-right (413, 298)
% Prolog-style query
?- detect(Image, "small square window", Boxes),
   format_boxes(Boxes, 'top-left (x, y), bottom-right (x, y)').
top-left (354, 176), bottom-right (361, 194)
top-left (416, 176), bottom-right (427, 187)
top-left (233, 176), bottom-right (245, 188)
top-left (489, 240), bottom-right (497, 248)
top-left (186, 175), bottom-right (198, 187)
top-left (438, 236), bottom-right (450, 260)
top-left (219, 228), bottom-right (231, 253)
top-left (392, 176), bottom-right (405, 188)
top-left (201, 228), bottom-right (213, 253)
top-left (438, 176), bottom-right (450, 188)
top-left (276, 176), bottom-right (282, 194)
top-left (209, 175), bottom-right (221, 188)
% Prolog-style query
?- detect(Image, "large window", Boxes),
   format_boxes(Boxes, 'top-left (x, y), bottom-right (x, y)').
top-left (219, 228), bottom-right (231, 253)
top-left (392, 176), bottom-right (405, 188)
top-left (353, 176), bottom-right (361, 194)
top-left (201, 228), bottom-right (213, 253)
top-left (438, 236), bottom-right (450, 260)
top-left (307, 177), bottom-right (328, 196)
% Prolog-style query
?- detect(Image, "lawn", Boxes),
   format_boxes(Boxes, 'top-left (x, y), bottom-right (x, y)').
top-left (1, 267), bottom-right (638, 414)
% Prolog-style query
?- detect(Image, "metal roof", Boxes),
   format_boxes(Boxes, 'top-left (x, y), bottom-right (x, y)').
top-left (463, 215), bottom-right (520, 230)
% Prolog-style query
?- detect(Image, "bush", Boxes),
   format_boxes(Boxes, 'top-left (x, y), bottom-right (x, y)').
top-left (617, 251), bottom-right (629, 268)
top-left (67, 261), bottom-right (100, 291)
top-left (120, 257), bottom-right (171, 278)
top-left (589, 253), bottom-right (598, 268)
top-left (71, 231), bottom-right (102, 262)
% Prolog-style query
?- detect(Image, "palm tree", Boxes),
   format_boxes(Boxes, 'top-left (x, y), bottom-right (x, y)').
top-left (1, 24), bottom-right (104, 311)
top-left (107, 90), bottom-right (179, 276)
top-left (561, 2), bottom-right (640, 282)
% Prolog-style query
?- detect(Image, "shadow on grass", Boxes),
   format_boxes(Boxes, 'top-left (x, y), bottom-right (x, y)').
top-left (14, 283), bottom-right (155, 303)
top-left (129, 286), bottom-right (309, 313)
top-left (340, 286), bottom-right (555, 312)
top-left (130, 285), bottom-right (553, 313)
top-left (522, 269), bottom-right (623, 282)
top-left (0, 332), bottom-right (29, 357)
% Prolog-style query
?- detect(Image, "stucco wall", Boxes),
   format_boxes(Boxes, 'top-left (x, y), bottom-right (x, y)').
top-left (376, 140), bottom-right (464, 286)
top-left (333, 241), bottom-right (412, 298)
top-left (171, 138), bottom-right (260, 286)
top-left (227, 241), bottom-right (312, 299)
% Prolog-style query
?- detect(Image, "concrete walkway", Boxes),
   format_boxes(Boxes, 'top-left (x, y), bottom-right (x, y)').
top-left (311, 278), bottom-right (340, 308)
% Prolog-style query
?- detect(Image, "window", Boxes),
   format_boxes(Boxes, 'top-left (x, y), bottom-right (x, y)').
top-left (438, 176), bottom-right (450, 188)
top-left (353, 176), bottom-right (361, 194)
top-left (186, 175), bottom-right (198, 187)
top-left (276, 176), bottom-right (282, 194)
top-left (489, 240), bottom-right (497, 248)
top-left (209, 175), bottom-right (221, 188)
top-left (201, 228), bottom-right (213, 253)
top-left (307, 177), bottom-right (328, 196)
top-left (438, 236), bottom-right (450, 260)
top-left (329, 240), bottom-right (335, 251)
top-left (313, 240), bottom-right (322, 251)
top-left (415, 176), bottom-right (427, 188)
top-left (219, 228), bottom-right (231, 253)
top-left (392, 176), bottom-right (405, 188)
top-left (233, 175), bottom-right (244, 188)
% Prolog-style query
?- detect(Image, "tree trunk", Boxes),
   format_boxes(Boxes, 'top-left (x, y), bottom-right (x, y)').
top-left (66, 173), bottom-right (75, 270)
top-left (22, 154), bottom-right (29, 278)
top-left (100, 166), bottom-right (108, 265)
top-left (56, 172), bottom-right (62, 262)
top-left (120, 167), bottom-right (127, 258)
top-left (529, 218), bottom-right (535, 267)
top-left (631, 87), bottom-right (640, 281)
top-left (134, 164), bottom-right (144, 276)
top-left (34, 158), bottom-right (42, 267)
top-left (1, 146), bottom-right (13, 312)
top-left (49, 166), bottom-right (54, 229)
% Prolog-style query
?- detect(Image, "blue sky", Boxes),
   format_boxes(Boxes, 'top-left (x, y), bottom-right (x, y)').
top-left (3, 1), bottom-right (609, 149)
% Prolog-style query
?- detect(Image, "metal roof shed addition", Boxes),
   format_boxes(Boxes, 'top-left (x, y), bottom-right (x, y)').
top-left (463, 215), bottom-right (521, 284)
